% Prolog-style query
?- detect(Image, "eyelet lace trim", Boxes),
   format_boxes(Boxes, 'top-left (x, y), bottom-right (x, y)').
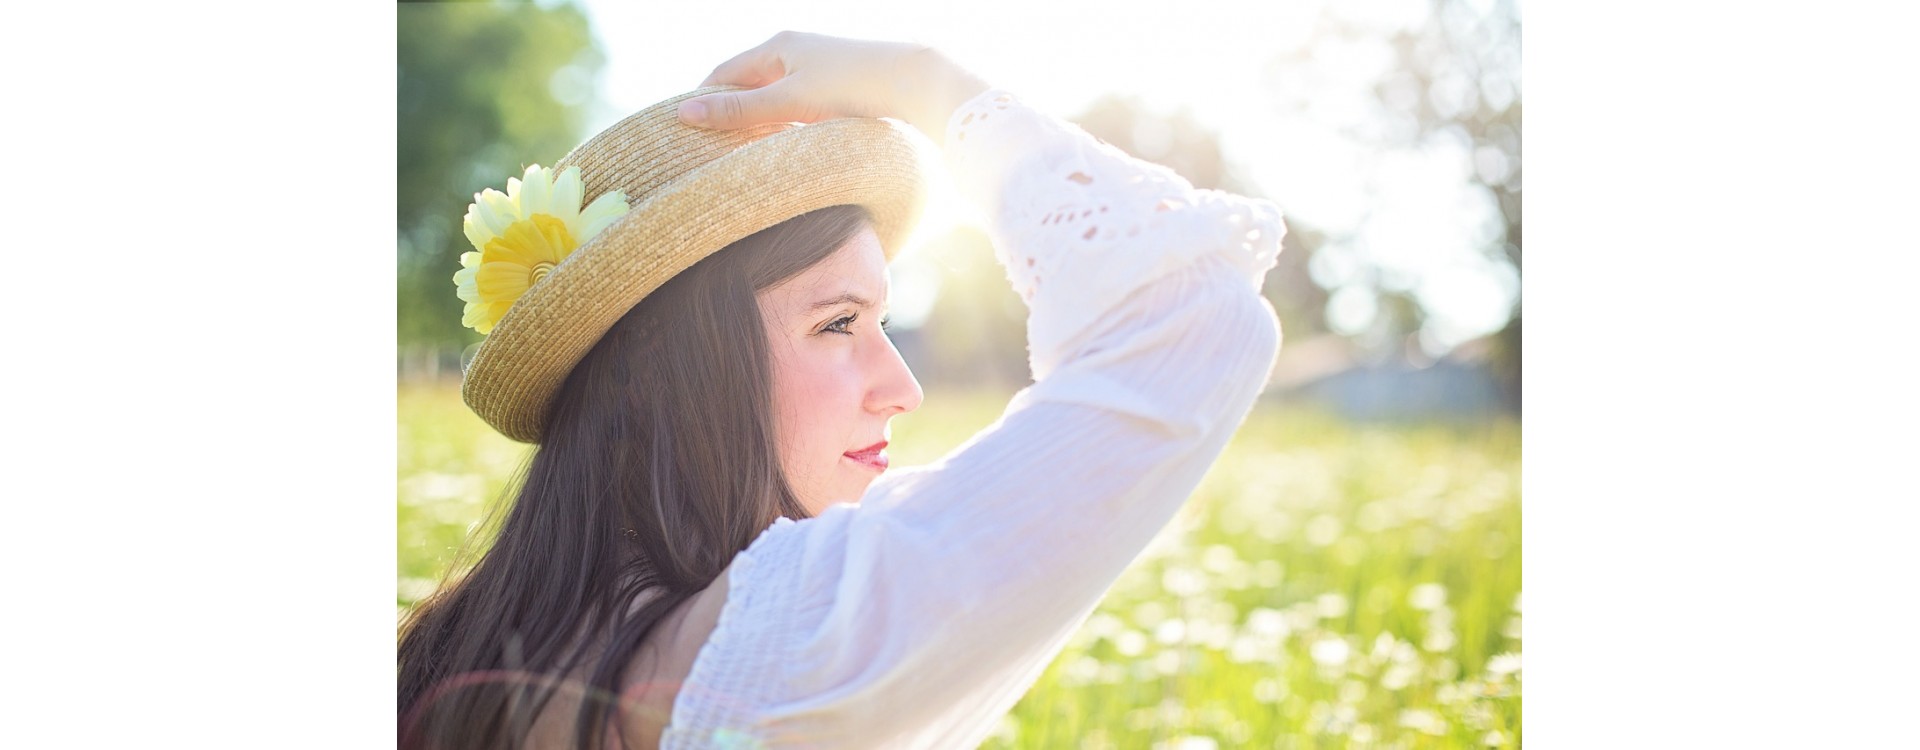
top-left (942, 88), bottom-right (1285, 380)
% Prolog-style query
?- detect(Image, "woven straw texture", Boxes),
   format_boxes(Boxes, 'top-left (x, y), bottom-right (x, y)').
top-left (462, 85), bottom-right (934, 443)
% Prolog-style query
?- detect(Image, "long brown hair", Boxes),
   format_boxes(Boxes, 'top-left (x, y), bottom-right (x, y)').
top-left (399, 204), bottom-right (876, 749)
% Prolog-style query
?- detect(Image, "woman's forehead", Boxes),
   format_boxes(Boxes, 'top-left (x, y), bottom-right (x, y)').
top-left (772, 230), bottom-right (889, 303)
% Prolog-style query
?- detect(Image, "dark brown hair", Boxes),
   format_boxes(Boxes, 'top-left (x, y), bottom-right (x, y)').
top-left (398, 204), bottom-right (876, 749)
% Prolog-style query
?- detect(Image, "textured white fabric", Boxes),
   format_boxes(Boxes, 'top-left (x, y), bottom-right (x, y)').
top-left (661, 87), bottom-right (1286, 749)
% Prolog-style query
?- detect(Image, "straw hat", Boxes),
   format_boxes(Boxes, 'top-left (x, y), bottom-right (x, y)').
top-left (460, 84), bottom-right (934, 443)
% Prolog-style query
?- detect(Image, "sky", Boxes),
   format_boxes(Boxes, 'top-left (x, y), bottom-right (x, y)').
top-left (561, 0), bottom-right (1520, 354)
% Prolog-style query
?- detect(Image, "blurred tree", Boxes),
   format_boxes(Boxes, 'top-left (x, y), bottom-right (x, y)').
top-left (1379, 0), bottom-right (1520, 411)
top-left (903, 96), bottom-right (1332, 392)
top-left (398, 1), bottom-right (603, 352)
top-left (907, 227), bottom-right (1033, 389)
top-left (1074, 95), bottom-right (1330, 343)
top-left (1268, 0), bottom-right (1521, 409)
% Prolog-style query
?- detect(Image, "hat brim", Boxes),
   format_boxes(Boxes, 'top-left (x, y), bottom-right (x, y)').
top-left (462, 112), bottom-right (933, 443)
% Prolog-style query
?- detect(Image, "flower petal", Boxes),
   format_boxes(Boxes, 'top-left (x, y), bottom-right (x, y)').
top-left (478, 188), bottom-right (520, 234)
top-left (577, 189), bottom-right (631, 242)
top-left (482, 222), bottom-right (539, 267)
top-left (551, 166), bottom-right (584, 224)
top-left (529, 214), bottom-right (577, 265)
top-left (520, 164), bottom-right (552, 218)
top-left (459, 251), bottom-right (481, 269)
top-left (463, 299), bottom-right (513, 335)
top-left (476, 260), bottom-right (532, 303)
top-left (479, 300), bottom-right (513, 334)
top-left (485, 217), bottom-right (574, 268)
top-left (453, 265), bottom-right (479, 302)
top-left (504, 175), bottom-right (524, 214)
top-left (462, 204), bottom-right (495, 252)
top-left (481, 236), bottom-right (538, 270)
top-left (461, 300), bottom-right (486, 330)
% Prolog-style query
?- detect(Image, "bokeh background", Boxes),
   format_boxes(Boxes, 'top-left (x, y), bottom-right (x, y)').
top-left (399, 0), bottom-right (1521, 746)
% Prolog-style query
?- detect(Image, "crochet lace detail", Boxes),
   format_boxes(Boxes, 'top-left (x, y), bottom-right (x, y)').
top-left (942, 88), bottom-right (1285, 381)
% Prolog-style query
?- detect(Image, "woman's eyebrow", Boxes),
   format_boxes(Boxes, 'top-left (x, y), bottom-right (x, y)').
top-left (809, 292), bottom-right (878, 311)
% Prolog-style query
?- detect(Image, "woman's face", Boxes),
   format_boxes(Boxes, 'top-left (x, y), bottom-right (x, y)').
top-left (758, 226), bottom-right (923, 515)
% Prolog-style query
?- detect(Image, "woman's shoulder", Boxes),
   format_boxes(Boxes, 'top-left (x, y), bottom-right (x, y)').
top-left (519, 569), bottom-right (735, 750)
top-left (608, 566), bottom-right (734, 749)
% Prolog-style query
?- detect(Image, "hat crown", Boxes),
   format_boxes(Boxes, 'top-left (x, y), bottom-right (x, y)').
top-left (463, 85), bottom-right (933, 443)
top-left (555, 85), bottom-right (790, 215)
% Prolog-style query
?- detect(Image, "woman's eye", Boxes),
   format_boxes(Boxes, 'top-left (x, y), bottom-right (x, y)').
top-left (823, 313), bottom-right (892, 336)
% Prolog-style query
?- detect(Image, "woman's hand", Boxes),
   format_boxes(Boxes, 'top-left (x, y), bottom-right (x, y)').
top-left (677, 31), bottom-right (991, 144)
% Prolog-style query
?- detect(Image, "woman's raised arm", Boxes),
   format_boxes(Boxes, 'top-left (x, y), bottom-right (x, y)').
top-left (662, 37), bottom-right (1286, 749)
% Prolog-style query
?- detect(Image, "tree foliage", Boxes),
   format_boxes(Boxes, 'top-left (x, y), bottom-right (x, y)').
top-left (1371, 0), bottom-right (1521, 406)
top-left (1270, 0), bottom-right (1522, 406)
top-left (397, 1), bottom-right (602, 347)
top-left (1075, 96), bottom-right (1332, 344)
top-left (893, 97), bottom-right (1324, 392)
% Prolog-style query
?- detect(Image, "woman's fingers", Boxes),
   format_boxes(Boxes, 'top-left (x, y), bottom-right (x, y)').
top-left (678, 30), bottom-right (975, 138)
top-left (685, 33), bottom-right (803, 128)
top-left (698, 32), bottom-right (792, 88)
top-left (680, 84), bottom-right (815, 129)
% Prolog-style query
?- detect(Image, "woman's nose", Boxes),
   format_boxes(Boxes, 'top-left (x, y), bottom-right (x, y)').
top-left (869, 334), bottom-right (924, 415)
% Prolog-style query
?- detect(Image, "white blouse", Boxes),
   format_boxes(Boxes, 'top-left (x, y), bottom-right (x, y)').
top-left (661, 86), bottom-right (1287, 749)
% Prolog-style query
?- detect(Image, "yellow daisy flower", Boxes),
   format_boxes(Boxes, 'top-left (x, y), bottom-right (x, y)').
top-left (454, 164), bottom-right (630, 334)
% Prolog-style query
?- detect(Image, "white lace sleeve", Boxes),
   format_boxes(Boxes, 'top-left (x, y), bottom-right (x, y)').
top-left (662, 87), bottom-right (1286, 749)
top-left (944, 88), bottom-right (1284, 382)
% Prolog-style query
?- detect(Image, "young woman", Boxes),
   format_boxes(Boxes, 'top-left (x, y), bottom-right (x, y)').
top-left (399, 31), bottom-right (1286, 749)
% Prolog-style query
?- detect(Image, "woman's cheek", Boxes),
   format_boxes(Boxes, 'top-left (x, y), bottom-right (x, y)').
top-left (789, 360), bottom-right (841, 435)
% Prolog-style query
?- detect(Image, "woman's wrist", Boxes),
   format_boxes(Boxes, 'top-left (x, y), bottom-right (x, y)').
top-left (900, 48), bottom-right (991, 145)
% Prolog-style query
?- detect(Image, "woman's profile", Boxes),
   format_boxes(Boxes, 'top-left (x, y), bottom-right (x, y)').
top-left (398, 31), bottom-right (1286, 750)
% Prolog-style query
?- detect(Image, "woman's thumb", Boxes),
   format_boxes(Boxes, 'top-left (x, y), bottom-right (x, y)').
top-left (678, 88), bottom-right (796, 130)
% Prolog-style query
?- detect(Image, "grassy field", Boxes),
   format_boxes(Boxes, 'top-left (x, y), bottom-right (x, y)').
top-left (399, 382), bottom-right (1521, 748)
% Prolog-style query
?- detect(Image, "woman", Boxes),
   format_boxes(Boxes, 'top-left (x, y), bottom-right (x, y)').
top-left (399, 31), bottom-right (1285, 749)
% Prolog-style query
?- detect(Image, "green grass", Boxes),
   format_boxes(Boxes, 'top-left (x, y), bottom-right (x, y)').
top-left (399, 382), bottom-right (1521, 748)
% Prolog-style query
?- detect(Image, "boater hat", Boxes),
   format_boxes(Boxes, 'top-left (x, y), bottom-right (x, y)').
top-left (453, 85), bottom-right (935, 443)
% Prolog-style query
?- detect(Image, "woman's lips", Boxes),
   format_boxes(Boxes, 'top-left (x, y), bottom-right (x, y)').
top-left (844, 441), bottom-right (888, 472)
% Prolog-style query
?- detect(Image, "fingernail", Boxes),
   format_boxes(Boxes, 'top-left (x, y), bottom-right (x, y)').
top-left (679, 100), bottom-right (707, 125)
